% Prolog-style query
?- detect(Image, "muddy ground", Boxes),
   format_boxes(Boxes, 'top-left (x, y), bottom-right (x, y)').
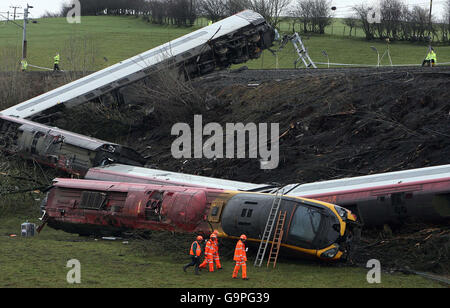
top-left (4, 66), bottom-right (450, 276)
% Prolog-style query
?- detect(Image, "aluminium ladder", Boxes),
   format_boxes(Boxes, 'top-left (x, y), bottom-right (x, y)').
top-left (254, 189), bottom-right (284, 267)
top-left (291, 33), bottom-right (317, 69)
top-left (267, 211), bottom-right (287, 268)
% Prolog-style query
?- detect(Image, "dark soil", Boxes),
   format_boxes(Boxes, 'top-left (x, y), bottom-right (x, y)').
top-left (353, 223), bottom-right (450, 277)
top-left (53, 67), bottom-right (450, 186)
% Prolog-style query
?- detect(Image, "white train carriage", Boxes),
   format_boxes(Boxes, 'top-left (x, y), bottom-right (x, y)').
top-left (85, 164), bottom-right (271, 191)
top-left (1, 10), bottom-right (274, 119)
top-left (86, 163), bottom-right (450, 226)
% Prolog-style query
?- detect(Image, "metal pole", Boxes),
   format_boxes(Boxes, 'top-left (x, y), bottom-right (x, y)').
top-left (22, 4), bottom-right (32, 60)
top-left (428, 0), bottom-right (433, 37)
top-left (370, 46), bottom-right (379, 67)
top-left (22, 6), bottom-right (28, 59)
top-left (10, 6), bottom-right (21, 20)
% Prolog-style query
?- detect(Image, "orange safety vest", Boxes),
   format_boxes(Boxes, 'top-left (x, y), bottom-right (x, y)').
top-left (204, 240), bottom-right (215, 259)
top-left (233, 240), bottom-right (247, 262)
top-left (190, 241), bottom-right (201, 256)
top-left (212, 239), bottom-right (219, 254)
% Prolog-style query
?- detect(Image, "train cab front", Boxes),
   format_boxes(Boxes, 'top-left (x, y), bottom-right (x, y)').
top-left (285, 199), bottom-right (360, 261)
top-left (220, 193), bottom-right (360, 262)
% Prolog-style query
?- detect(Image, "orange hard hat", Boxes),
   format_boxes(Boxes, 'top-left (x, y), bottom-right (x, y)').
top-left (240, 234), bottom-right (247, 240)
top-left (196, 235), bottom-right (203, 241)
top-left (210, 233), bottom-right (217, 239)
top-left (213, 230), bottom-right (219, 235)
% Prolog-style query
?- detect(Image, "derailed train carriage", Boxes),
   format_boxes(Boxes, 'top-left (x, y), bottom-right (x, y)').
top-left (1, 10), bottom-right (275, 120)
top-left (41, 178), bottom-right (359, 261)
top-left (85, 164), bottom-right (450, 227)
top-left (0, 115), bottom-right (145, 176)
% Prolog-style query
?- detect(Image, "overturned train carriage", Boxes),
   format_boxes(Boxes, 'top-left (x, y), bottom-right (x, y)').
top-left (2, 10), bottom-right (275, 120)
top-left (42, 179), bottom-right (359, 261)
top-left (0, 115), bottom-right (145, 176)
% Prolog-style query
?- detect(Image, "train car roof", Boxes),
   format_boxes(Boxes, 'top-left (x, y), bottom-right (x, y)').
top-left (283, 164), bottom-right (450, 197)
top-left (52, 177), bottom-right (222, 193)
top-left (87, 164), bottom-right (271, 191)
top-left (1, 114), bottom-right (117, 151)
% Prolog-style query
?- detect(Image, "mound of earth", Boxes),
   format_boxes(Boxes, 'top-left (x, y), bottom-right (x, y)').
top-left (54, 67), bottom-right (450, 186)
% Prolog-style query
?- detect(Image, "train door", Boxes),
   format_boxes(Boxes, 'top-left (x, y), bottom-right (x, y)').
top-left (391, 192), bottom-right (408, 221)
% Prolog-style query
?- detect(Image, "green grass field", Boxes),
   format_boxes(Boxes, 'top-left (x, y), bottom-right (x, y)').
top-left (1, 16), bottom-right (449, 71)
top-left (0, 208), bottom-right (444, 288)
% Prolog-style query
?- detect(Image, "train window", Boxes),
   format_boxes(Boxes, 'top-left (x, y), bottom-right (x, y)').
top-left (289, 206), bottom-right (322, 244)
top-left (247, 209), bottom-right (253, 218)
top-left (79, 191), bottom-right (106, 210)
top-left (211, 207), bottom-right (219, 216)
top-left (241, 209), bottom-right (248, 217)
top-left (208, 201), bottom-right (224, 223)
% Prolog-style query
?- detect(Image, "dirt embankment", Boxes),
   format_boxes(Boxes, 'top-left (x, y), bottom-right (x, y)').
top-left (51, 67), bottom-right (450, 186)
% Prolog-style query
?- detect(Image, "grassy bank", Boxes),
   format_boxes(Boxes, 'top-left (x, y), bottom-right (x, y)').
top-left (1, 16), bottom-right (449, 71)
top-left (0, 213), bottom-right (444, 288)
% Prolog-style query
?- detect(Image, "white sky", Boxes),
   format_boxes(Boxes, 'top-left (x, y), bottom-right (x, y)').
top-left (0, 0), bottom-right (447, 20)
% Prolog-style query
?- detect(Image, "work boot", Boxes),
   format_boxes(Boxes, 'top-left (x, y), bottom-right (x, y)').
top-left (243, 278), bottom-right (249, 280)
top-left (183, 265), bottom-right (187, 272)
top-left (195, 267), bottom-right (201, 275)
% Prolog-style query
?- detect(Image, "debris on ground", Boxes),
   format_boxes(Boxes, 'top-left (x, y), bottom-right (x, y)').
top-left (353, 223), bottom-right (450, 275)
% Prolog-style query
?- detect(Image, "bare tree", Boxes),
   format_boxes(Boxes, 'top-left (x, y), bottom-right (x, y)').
top-left (200, 0), bottom-right (228, 22)
top-left (378, 0), bottom-right (404, 40)
top-left (167, 0), bottom-right (198, 26)
top-left (293, 0), bottom-right (332, 34)
top-left (226, 0), bottom-right (251, 15)
top-left (312, 0), bottom-right (332, 34)
top-left (60, 0), bottom-right (150, 17)
top-left (409, 6), bottom-right (429, 41)
top-left (249, 0), bottom-right (292, 28)
top-left (343, 16), bottom-right (358, 37)
top-left (441, 0), bottom-right (450, 42)
top-left (353, 4), bottom-right (377, 40)
top-left (293, 0), bottom-right (313, 33)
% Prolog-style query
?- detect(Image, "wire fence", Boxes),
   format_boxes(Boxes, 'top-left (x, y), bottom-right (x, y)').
top-left (1, 14), bottom-right (449, 71)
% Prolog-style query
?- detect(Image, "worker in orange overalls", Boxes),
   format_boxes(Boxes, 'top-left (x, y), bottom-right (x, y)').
top-left (232, 234), bottom-right (248, 280)
top-left (183, 235), bottom-right (203, 275)
top-left (199, 233), bottom-right (216, 272)
top-left (211, 230), bottom-right (222, 270)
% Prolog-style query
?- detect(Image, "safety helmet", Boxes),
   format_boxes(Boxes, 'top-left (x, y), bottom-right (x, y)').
top-left (196, 235), bottom-right (203, 241)
top-left (210, 233), bottom-right (217, 239)
top-left (213, 230), bottom-right (219, 235)
top-left (240, 234), bottom-right (247, 240)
